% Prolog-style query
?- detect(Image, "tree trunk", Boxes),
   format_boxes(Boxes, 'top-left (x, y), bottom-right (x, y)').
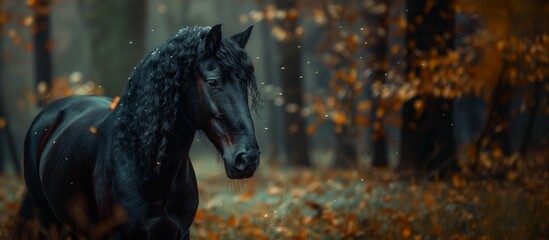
top-left (371, 124), bottom-right (388, 167)
top-left (0, 0), bottom-right (4, 170)
top-left (260, 22), bottom-right (285, 162)
top-left (400, 96), bottom-right (457, 173)
top-left (370, 0), bottom-right (389, 168)
top-left (0, 116), bottom-right (21, 172)
top-left (79, 0), bottom-right (146, 97)
top-left (519, 80), bottom-right (542, 156)
top-left (33, 0), bottom-right (53, 106)
top-left (472, 61), bottom-right (513, 177)
top-left (334, 125), bottom-right (359, 168)
top-left (399, 0), bottom-right (458, 176)
top-left (487, 82), bottom-right (513, 156)
top-left (0, 49), bottom-right (21, 171)
top-left (275, 0), bottom-right (310, 166)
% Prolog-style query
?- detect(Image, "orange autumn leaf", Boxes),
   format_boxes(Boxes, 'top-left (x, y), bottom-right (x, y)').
top-left (413, 98), bottom-right (424, 112)
top-left (194, 209), bottom-right (204, 224)
top-left (348, 67), bottom-right (357, 84)
top-left (208, 232), bottom-right (219, 240)
top-left (335, 70), bottom-right (347, 82)
top-left (358, 101), bottom-right (372, 111)
top-left (26, 0), bottom-right (38, 8)
top-left (492, 148), bottom-right (504, 159)
top-left (331, 112), bottom-right (347, 125)
top-left (88, 127), bottom-right (97, 135)
top-left (0, 118), bottom-right (6, 129)
top-left (240, 190), bottom-right (254, 200)
top-left (286, 8), bottom-right (298, 21)
top-left (375, 108), bottom-right (385, 118)
top-left (431, 224), bottom-right (442, 235)
top-left (391, 44), bottom-right (402, 55)
top-left (226, 216), bottom-right (238, 227)
top-left (240, 215), bottom-right (252, 228)
top-left (373, 121), bottom-right (381, 131)
top-left (452, 174), bottom-right (466, 188)
top-left (356, 116), bottom-right (371, 127)
top-left (110, 96), bottom-right (120, 110)
top-left (3, 201), bottom-right (19, 211)
top-left (346, 35), bottom-right (359, 52)
top-left (345, 215), bottom-right (356, 235)
top-left (306, 125), bottom-right (317, 135)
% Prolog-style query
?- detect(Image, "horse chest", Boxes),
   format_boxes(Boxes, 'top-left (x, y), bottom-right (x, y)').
top-left (107, 160), bottom-right (199, 237)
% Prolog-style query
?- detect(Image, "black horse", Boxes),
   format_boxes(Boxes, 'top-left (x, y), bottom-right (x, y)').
top-left (12, 24), bottom-right (260, 239)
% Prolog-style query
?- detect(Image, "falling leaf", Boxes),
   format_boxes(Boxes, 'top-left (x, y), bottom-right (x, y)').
top-left (375, 108), bottom-right (385, 118)
top-left (239, 14), bottom-right (249, 24)
top-left (401, 227), bottom-right (412, 239)
top-left (413, 99), bottom-right (424, 115)
top-left (286, 8), bottom-right (298, 21)
top-left (356, 116), bottom-right (371, 127)
top-left (451, 174), bottom-right (466, 188)
top-left (271, 25), bottom-right (289, 42)
top-left (26, 0), bottom-right (38, 8)
top-left (331, 112), bottom-right (347, 125)
top-left (306, 125), bottom-right (317, 135)
top-left (492, 148), bottom-right (503, 159)
top-left (373, 121), bottom-right (381, 131)
top-left (110, 96), bottom-right (120, 110)
top-left (313, 9), bottom-right (327, 25)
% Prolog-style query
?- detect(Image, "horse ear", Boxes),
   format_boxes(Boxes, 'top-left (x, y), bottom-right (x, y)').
top-left (231, 25), bottom-right (253, 48)
top-left (204, 24), bottom-right (222, 56)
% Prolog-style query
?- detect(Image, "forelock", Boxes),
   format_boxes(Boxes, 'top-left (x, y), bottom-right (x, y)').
top-left (215, 38), bottom-right (260, 109)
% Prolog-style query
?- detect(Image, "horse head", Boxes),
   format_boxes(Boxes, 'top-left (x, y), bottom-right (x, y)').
top-left (190, 25), bottom-right (260, 179)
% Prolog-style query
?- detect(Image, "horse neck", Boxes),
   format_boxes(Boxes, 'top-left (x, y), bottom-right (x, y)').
top-left (145, 117), bottom-right (197, 200)
top-left (147, 106), bottom-right (196, 170)
top-left (110, 102), bottom-right (197, 200)
top-left (160, 119), bottom-right (196, 171)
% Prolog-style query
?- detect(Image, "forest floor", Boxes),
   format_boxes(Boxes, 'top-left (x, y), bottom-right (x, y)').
top-left (0, 161), bottom-right (548, 239)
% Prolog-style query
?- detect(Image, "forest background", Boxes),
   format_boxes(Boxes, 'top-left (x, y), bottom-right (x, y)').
top-left (0, 0), bottom-right (547, 239)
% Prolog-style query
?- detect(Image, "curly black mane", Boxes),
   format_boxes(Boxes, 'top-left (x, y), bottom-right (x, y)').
top-left (112, 26), bottom-right (259, 175)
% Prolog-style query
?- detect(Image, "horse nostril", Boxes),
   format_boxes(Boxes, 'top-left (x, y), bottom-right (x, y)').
top-left (234, 152), bottom-right (247, 171)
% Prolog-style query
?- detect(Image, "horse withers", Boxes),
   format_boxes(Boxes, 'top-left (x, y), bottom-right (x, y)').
top-left (11, 24), bottom-right (260, 239)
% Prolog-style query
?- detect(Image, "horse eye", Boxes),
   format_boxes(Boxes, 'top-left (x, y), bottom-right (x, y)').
top-left (206, 80), bottom-right (220, 89)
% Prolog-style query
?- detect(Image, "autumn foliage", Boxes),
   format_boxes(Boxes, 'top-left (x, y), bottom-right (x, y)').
top-left (241, 0), bottom-right (549, 172)
top-left (1, 0), bottom-right (548, 238)
top-left (2, 166), bottom-right (548, 239)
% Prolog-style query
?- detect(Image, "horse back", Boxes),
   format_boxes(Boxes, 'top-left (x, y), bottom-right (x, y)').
top-left (24, 95), bottom-right (113, 226)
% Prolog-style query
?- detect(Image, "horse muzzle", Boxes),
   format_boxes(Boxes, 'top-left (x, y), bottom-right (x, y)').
top-left (224, 149), bottom-right (260, 179)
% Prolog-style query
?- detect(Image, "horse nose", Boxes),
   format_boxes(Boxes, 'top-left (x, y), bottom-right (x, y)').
top-left (234, 151), bottom-right (260, 172)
